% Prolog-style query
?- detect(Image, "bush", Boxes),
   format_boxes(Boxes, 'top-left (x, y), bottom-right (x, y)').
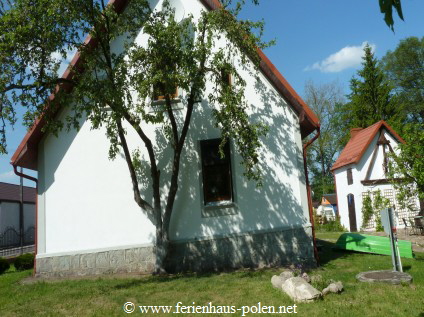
top-left (315, 216), bottom-right (347, 232)
top-left (0, 257), bottom-right (10, 274)
top-left (14, 253), bottom-right (35, 271)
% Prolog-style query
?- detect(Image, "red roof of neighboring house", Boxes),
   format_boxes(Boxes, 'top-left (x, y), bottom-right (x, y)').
top-left (11, 0), bottom-right (319, 171)
top-left (0, 182), bottom-right (36, 203)
top-left (321, 194), bottom-right (337, 206)
top-left (331, 120), bottom-right (405, 171)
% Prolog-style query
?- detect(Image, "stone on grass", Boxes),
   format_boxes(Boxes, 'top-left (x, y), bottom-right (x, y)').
top-left (279, 270), bottom-right (294, 281)
top-left (271, 275), bottom-right (285, 289)
top-left (281, 277), bottom-right (322, 303)
top-left (301, 272), bottom-right (311, 283)
top-left (322, 281), bottom-right (343, 295)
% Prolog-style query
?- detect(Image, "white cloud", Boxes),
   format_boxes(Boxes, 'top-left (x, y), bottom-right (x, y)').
top-left (0, 170), bottom-right (16, 182)
top-left (305, 42), bottom-right (376, 73)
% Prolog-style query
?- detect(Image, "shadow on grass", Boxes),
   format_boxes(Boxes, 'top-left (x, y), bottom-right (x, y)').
top-left (113, 268), bottom-right (269, 290)
top-left (403, 265), bottom-right (412, 272)
top-left (316, 239), bottom-right (355, 267)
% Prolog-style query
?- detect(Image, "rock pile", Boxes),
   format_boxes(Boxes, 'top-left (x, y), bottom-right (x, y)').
top-left (271, 271), bottom-right (343, 302)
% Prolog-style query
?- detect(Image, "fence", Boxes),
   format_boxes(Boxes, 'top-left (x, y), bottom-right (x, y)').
top-left (361, 189), bottom-right (418, 230)
top-left (0, 226), bottom-right (35, 257)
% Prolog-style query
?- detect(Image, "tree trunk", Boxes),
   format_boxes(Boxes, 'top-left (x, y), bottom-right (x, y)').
top-left (154, 206), bottom-right (169, 274)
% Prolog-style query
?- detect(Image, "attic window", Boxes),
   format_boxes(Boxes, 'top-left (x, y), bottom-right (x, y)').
top-left (347, 168), bottom-right (353, 185)
top-left (200, 138), bottom-right (233, 206)
top-left (152, 82), bottom-right (178, 101)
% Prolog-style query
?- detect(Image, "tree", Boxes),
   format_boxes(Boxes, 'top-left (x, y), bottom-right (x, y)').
top-left (381, 36), bottom-right (424, 123)
top-left (338, 44), bottom-right (403, 145)
top-left (0, 0), bottom-right (270, 272)
top-left (387, 123), bottom-right (424, 213)
top-left (304, 80), bottom-right (345, 200)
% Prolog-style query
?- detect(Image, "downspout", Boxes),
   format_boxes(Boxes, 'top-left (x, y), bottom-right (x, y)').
top-left (12, 165), bottom-right (38, 275)
top-left (302, 127), bottom-right (320, 265)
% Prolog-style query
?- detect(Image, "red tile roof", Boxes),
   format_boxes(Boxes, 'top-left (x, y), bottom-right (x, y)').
top-left (11, 0), bottom-right (319, 171)
top-left (0, 182), bottom-right (36, 203)
top-left (322, 194), bottom-right (337, 205)
top-left (331, 120), bottom-right (405, 171)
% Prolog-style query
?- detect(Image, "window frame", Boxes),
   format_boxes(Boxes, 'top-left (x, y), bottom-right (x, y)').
top-left (199, 138), bottom-right (234, 207)
top-left (152, 82), bottom-right (179, 101)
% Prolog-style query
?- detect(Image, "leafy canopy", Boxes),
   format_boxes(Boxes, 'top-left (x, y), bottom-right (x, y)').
top-left (0, 0), bottom-right (269, 182)
top-left (381, 36), bottom-right (424, 124)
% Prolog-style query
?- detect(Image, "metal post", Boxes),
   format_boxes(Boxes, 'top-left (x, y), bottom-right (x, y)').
top-left (19, 167), bottom-right (24, 255)
top-left (381, 208), bottom-right (403, 272)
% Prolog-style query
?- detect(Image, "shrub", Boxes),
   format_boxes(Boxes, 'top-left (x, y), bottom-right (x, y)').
top-left (315, 216), bottom-right (347, 232)
top-left (14, 253), bottom-right (35, 271)
top-left (0, 257), bottom-right (10, 274)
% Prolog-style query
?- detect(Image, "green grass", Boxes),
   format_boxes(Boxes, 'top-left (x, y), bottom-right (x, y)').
top-left (1, 235), bottom-right (424, 317)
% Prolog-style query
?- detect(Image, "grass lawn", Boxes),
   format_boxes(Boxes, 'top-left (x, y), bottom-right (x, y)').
top-left (1, 233), bottom-right (423, 317)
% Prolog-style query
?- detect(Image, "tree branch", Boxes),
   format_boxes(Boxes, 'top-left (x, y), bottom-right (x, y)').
top-left (116, 118), bottom-right (154, 213)
top-left (2, 78), bottom-right (76, 94)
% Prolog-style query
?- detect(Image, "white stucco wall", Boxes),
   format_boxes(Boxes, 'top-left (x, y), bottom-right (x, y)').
top-left (334, 128), bottom-right (419, 231)
top-left (36, 0), bottom-right (311, 257)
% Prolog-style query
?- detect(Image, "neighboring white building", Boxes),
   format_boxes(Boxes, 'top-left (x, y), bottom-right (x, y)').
top-left (316, 194), bottom-right (337, 222)
top-left (10, 0), bottom-right (320, 277)
top-left (331, 121), bottom-right (420, 232)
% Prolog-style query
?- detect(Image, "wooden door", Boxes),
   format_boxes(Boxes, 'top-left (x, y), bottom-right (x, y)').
top-left (347, 194), bottom-right (357, 232)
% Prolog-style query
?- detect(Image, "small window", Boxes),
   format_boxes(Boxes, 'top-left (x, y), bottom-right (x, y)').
top-left (221, 68), bottom-right (231, 87)
top-left (153, 82), bottom-right (178, 101)
top-left (347, 168), bottom-right (353, 185)
top-left (200, 138), bottom-right (233, 206)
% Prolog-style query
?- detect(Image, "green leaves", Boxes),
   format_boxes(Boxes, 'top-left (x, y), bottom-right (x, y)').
top-left (379, 0), bottom-right (404, 31)
top-left (381, 36), bottom-right (424, 124)
top-left (388, 123), bottom-right (424, 205)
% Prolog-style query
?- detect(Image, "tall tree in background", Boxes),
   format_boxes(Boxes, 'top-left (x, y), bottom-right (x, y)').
top-left (381, 36), bottom-right (424, 123)
top-left (304, 80), bottom-right (345, 201)
top-left (382, 37), bottom-right (424, 212)
top-left (387, 123), bottom-right (424, 213)
top-left (338, 44), bottom-right (403, 145)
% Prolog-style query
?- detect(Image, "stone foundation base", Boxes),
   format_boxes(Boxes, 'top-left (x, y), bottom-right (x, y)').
top-left (35, 226), bottom-right (314, 277)
top-left (35, 246), bottom-right (155, 278)
top-left (166, 226), bottom-right (315, 272)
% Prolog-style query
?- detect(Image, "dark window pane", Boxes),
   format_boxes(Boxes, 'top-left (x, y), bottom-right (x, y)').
top-left (200, 138), bottom-right (233, 205)
top-left (347, 168), bottom-right (353, 185)
top-left (221, 68), bottom-right (231, 87)
top-left (153, 82), bottom-right (178, 100)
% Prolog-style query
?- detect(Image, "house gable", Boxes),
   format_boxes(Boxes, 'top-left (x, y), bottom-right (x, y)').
top-left (11, 0), bottom-right (319, 171)
top-left (331, 120), bottom-right (404, 172)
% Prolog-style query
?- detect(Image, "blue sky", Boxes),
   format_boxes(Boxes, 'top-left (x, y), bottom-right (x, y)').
top-left (1, 0), bottom-right (424, 186)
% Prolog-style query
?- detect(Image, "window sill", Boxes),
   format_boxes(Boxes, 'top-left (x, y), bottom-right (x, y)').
top-left (201, 201), bottom-right (238, 218)
top-left (149, 98), bottom-right (183, 112)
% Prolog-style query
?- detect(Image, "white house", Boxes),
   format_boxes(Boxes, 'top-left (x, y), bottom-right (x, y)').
top-left (331, 121), bottom-right (420, 232)
top-left (316, 194), bottom-right (337, 222)
top-left (10, 0), bottom-right (320, 277)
